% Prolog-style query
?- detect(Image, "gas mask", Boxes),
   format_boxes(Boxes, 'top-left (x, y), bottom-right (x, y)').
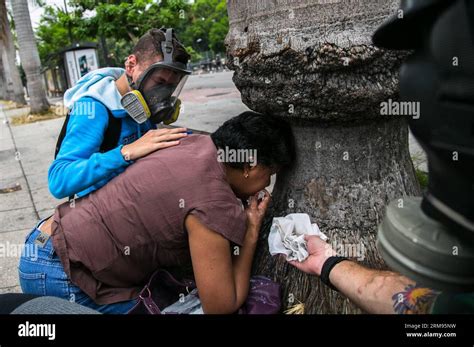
top-left (373, 0), bottom-right (474, 292)
top-left (121, 28), bottom-right (191, 125)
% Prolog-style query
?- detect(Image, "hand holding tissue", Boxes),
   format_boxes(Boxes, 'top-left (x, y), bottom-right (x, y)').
top-left (268, 213), bottom-right (327, 262)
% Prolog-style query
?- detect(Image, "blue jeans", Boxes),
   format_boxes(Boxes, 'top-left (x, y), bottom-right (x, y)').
top-left (18, 219), bottom-right (138, 314)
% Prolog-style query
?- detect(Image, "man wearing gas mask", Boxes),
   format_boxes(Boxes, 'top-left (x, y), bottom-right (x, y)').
top-left (288, 0), bottom-right (474, 314)
top-left (49, 28), bottom-right (191, 200)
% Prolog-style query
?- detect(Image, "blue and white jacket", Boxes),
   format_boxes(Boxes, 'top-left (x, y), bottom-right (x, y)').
top-left (48, 68), bottom-right (154, 199)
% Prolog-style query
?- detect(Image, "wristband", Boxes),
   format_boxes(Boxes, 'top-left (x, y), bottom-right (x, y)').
top-left (320, 256), bottom-right (348, 291)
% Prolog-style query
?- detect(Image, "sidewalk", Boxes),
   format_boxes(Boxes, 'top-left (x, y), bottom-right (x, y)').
top-left (0, 105), bottom-right (66, 294)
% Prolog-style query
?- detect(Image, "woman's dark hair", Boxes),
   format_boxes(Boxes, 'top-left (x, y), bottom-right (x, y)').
top-left (211, 111), bottom-right (296, 170)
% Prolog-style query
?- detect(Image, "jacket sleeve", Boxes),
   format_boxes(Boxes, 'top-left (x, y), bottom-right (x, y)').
top-left (48, 98), bottom-right (130, 199)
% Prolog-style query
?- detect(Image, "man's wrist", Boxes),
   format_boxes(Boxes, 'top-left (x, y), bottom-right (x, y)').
top-left (320, 256), bottom-right (349, 291)
top-left (316, 246), bottom-right (337, 275)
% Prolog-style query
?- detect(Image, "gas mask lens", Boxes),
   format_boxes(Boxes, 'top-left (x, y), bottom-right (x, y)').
top-left (141, 69), bottom-right (188, 124)
top-left (122, 65), bottom-right (189, 125)
top-left (145, 74), bottom-right (188, 114)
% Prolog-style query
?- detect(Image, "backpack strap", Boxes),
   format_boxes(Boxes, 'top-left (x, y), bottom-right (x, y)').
top-left (99, 110), bottom-right (122, 153)
top-left (55, 106), bottom-right (122, 158)
top-left (54, 112), bottom-right (71, 160)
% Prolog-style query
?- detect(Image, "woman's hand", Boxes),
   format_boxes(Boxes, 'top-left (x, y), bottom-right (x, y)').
top-left (245, 190), bottom-right (271, 242)
top-left (121, 127), bottom-right (188, 161)
top-left (287, 235), bottom-right (336, 276)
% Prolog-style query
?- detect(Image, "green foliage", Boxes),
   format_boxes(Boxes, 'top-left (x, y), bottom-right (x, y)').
top-left (415, 169), bottom-right (429, 191)
top-left (35, 0), bottom-right (228, 67)
top-left (185, 46), bottom-right (203, 63)
top-left (183, 0), bottom-right (228, 53)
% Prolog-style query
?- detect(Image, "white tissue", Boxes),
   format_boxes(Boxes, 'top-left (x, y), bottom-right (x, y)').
top-left (268, 213), bottom-right (327, 262)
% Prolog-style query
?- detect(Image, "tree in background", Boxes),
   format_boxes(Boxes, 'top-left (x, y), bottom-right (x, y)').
top-left (183, 0), bottom-right (228, 54)
top-left (35, 0), bottom-right (228, 67)
top-left (0, 0), bottom-right (25, 104)
top-left (11, 0), bottom-right (49, 112)
top-left (0, 48), bottom-right (7, 100)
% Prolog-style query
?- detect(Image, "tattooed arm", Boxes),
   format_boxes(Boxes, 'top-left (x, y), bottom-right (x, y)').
top-left (329, 261), bottom-right (440, 314)
top-left (289, 235), bottom-right (440, 314)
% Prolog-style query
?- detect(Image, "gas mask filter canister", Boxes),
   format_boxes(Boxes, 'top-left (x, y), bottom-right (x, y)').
top-left (120, 90), bottom-right (151, 124)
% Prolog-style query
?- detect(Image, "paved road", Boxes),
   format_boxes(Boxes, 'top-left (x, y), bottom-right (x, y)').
top-left (176, 71), bottom-right (250, 132)
top-left (0, 71), bottom-right (426, 294)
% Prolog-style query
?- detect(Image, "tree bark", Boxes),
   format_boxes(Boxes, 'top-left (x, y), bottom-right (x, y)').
top-left (0, 0), bottom-right (25, 104)
top-left (226, 0), bottom-right (421, 313)
top-left (11, 0), bottom-right (49, 113)
top-left (0, 50), bottom-right (7, 99)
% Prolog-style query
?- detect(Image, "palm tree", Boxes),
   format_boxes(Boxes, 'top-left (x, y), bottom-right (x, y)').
top-left (226, 0), bottom-right (420, 313)
top-left (11, 0), bottom-right (48, 113)
top-left (0, 0), bottom-right (25, 104)
top-left (0, 51), bottom-right (7, 100)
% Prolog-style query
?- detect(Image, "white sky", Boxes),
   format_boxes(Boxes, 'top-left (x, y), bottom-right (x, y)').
top-left (7, 0), bottom-right (96, 30)
top-left (29, 0), bottom-right (66, 29)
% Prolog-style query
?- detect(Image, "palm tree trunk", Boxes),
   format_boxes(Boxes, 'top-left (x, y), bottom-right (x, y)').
top-left (226, 0), bottom-right (421, 313)
top-left (0, 51), bottom-right (7, 99)
top-left (11, 0), bottom-right (48, 113)
top-left (0, 0), bottom-right (25, 104)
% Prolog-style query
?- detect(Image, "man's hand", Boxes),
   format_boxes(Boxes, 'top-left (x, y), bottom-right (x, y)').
top-left (121, 127), bottom-right (188, 161)
top-left (245, 190), bottom-right (271, 243)
top-left (287, 235), bottom-right (336, 276)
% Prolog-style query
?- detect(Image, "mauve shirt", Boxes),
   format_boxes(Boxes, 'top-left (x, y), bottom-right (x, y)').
top-left (51, 135), bottom-right (247, 305)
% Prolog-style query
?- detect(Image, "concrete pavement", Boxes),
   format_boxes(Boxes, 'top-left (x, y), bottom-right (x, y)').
top-left (176, 71), bottom-right (250, 132)
top-left (0, 106), bottom-right (67, 294)
top-left (0, 71), bottom-right (427, 294)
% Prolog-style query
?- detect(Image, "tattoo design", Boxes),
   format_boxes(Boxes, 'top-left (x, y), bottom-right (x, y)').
top-left (392, 284), bottom-right (440, 314)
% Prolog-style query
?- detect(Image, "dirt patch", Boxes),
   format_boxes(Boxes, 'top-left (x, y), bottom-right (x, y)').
top-left (0, 100), bottom-right (23, 110)
top-left (10, 107), bottom-right (65, 126)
